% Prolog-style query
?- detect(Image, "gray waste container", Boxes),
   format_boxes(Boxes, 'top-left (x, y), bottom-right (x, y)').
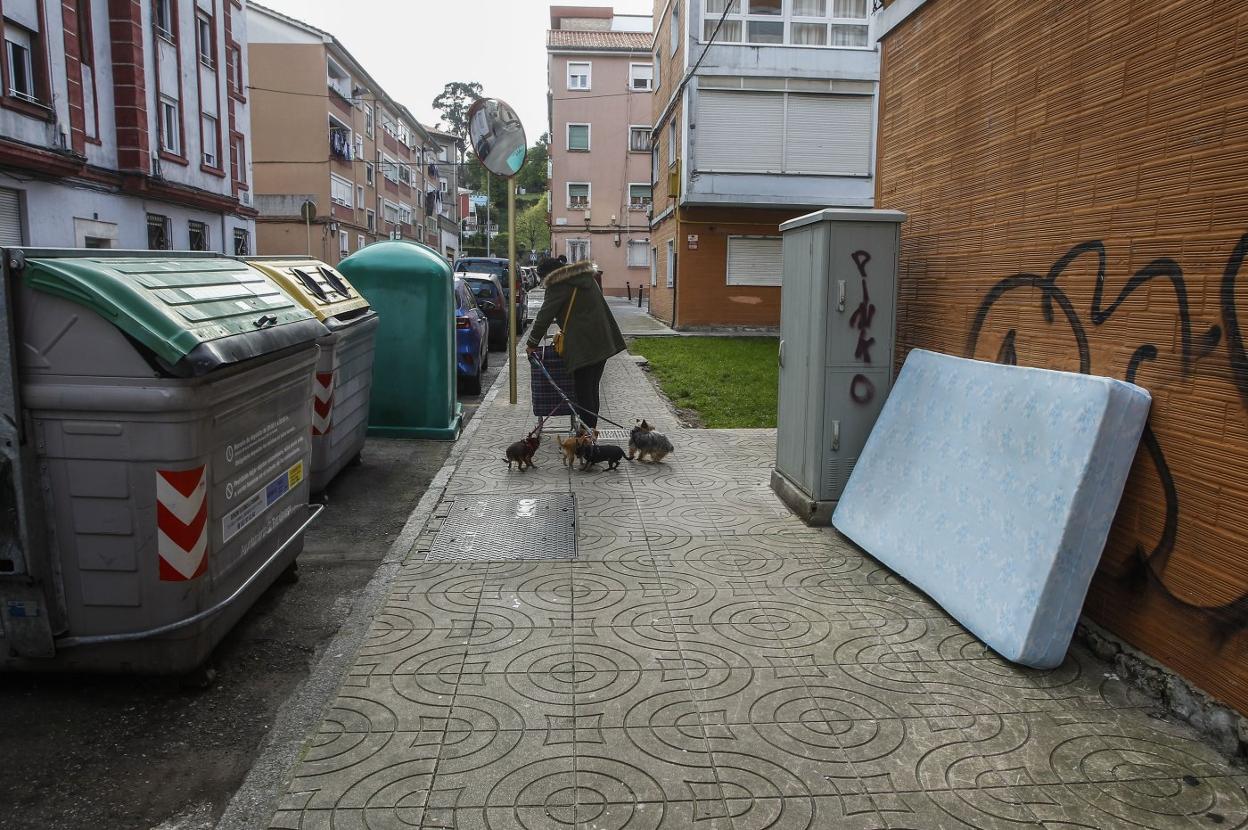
top-left (245, 258), bottom-right (379, 493)
top-left (0, 250), bottom-right (328, 674)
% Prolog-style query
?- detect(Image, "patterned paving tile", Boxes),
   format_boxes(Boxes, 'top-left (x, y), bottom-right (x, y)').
top-left (267, 352), bottom-right (1244, 830)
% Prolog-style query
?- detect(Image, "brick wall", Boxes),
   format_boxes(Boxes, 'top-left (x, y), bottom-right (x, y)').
top-left (878, 0), bottom-right (1248, 711)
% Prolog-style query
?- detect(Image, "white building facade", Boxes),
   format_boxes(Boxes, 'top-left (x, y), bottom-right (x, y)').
top-left (0, 0), bottom-right (255, 251)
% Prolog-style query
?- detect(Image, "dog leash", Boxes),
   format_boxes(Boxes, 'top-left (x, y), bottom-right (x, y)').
top-left (528, 352), bottom-right (632, 431)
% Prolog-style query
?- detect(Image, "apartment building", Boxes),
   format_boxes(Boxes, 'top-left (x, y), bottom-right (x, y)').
top-left (0, 0), bottom-right (256, 250)
top-left (247, 3), bottom-right (438, 265)
top-left (649, 0), bottom-right (877, 327)
top-left (547, 5), bottom-right (653, 297)
top-left (426, 128), bottom-right (461, 261)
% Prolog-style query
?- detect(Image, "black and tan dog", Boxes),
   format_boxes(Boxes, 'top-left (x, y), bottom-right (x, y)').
top-left (628, 419), bottom-right (673, 463)
top-left (575, 433), bottom-right (625, 471)
top-left (504, 434), bottom-right (541, 471)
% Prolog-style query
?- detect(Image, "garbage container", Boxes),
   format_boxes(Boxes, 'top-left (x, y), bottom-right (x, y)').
top-left (337, 240), bottom-right (462, 439)
top-left (1, 250), bottom-right (328, 674)
top-left (246, 257), bottom-right (379, 492)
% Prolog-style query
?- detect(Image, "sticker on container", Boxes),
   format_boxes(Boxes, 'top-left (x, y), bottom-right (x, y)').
top-left (157, 465), bottom-right (209, 581)
top-left (312, 371), bottom-right (335, 436)
top-left (222, 460), bottom-right (304, 544)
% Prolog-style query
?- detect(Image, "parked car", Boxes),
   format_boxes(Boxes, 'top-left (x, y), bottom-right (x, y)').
top-left (454, 256), bottom-right (527, 326)
top-left (520, 265), bottom-right (539, 290)
top-left (453, 277), bottom-right (490, 394)
top-left (461, 271), bottom-right (509, 351)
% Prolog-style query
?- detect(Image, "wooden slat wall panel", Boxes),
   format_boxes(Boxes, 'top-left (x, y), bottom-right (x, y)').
top-left (878, 0), bottom-right (1248, 712)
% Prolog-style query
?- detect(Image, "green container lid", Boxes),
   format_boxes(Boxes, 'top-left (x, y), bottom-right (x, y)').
top-left (22, 254), bottom-right (326, 373)
top-left (337, 241), bottom-right (462, 440)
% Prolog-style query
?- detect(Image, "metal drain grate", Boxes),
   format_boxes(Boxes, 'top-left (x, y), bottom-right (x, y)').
top-left (426, 494), bottom-right (577, 562)
top-left (564, 428), bottom-right (629, 442)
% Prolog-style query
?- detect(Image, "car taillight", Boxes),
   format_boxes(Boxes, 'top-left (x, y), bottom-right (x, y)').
top-left (456, 317), bottom-right (471, 329)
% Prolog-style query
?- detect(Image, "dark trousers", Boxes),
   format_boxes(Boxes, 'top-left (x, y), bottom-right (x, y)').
top-left (572, 359), bottom-right (607, 428)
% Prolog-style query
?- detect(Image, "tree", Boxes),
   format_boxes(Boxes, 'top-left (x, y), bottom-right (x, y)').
top-left (516, 132), bottom-right (550, 196)
top-left (515, 194), bottom-right (551, 254)
top-left (431, 81), bottom-right (483, 153)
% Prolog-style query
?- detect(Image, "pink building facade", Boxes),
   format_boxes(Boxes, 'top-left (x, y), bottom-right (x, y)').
top-left (547, 6), bottom-right (653, 297)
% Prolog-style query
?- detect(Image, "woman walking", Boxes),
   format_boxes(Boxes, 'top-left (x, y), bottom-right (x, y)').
top-left (525, 257), bottom-right (626, 428)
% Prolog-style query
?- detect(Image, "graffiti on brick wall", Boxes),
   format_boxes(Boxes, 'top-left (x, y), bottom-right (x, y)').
top-left (965, 234), bottom-right (1248, 641)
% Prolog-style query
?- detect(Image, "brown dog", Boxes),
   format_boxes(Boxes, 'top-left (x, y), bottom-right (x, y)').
top-left (558, 426), bottom-right (596, 466)
top-left (505, 435), bottom-right (541, 471)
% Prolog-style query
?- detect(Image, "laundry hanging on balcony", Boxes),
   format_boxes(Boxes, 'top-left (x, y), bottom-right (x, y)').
top-left (330, 128), bottom-right (353, 162)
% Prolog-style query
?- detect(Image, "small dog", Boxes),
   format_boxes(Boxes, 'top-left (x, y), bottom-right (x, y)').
top-left (628, 420), bottom-right (674, 463)
top-left (505, 434), bottom-right (541, 471)
top-left (558, 426), bottom-right (595, 466)
top-left (575, 435), bottom-right (625, 471)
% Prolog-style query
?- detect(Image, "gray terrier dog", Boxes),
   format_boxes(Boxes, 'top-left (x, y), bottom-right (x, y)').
top-left (628, 419), bottom-right (674, 463)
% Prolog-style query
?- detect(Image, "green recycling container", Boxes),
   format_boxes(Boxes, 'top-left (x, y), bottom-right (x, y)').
top-left (337, 240), bottom-right (462, 439)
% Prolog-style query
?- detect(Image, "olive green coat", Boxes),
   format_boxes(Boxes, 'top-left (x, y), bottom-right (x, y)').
top-left (526, 260), bottom-right (626, 371)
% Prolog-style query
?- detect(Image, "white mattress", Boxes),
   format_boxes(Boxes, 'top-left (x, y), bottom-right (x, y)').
top-left (832, 349), bottom-right (1151, 668)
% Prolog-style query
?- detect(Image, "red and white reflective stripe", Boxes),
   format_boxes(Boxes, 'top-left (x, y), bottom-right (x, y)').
top-left (156, 466), bottom-right (209, 581)
top-left (312, 371), bottom-right (334, 436)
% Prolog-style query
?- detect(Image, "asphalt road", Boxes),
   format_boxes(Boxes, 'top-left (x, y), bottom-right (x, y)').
top-left (0, 357), bottom-right (504, 830)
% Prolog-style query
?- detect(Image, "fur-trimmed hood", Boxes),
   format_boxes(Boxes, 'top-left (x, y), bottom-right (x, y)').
top-left (543, 260), bottom-right (598, 287)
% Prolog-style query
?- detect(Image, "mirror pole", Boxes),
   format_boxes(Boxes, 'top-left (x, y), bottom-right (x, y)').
top-left (508, 180), bottom-right (518, 405)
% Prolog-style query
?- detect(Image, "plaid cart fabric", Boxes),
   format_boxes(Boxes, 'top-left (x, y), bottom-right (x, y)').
top-left (531, 346), bottom-right (578, 417)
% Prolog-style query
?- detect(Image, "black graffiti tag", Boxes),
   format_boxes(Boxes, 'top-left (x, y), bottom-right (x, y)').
top-left (849, 250), bottom-right (876, 365)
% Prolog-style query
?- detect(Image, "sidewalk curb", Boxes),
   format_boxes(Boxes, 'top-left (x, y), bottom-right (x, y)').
top-left (215, 362), bottom-right (509, 830)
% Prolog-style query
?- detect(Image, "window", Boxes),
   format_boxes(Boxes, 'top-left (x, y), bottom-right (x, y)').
top-left (726, 236), bottom-right (783, 286)
top-left (201, 114), bottom-right (218, 167)
top-left (381, 154), bottom-right (398, 183)
top-left (398, 162), bottom-right (411, 186)
top-left (383, 200), bottom-right (400, 224)
top-left (629, 125), bottom-right (650, 153)
top-left (366, 209), bottom-right (376, 232)
top-left (695, 88), bottom-right (872, 175)
top-left (327, 58), bottom-right (350, 98)
top-left (188, 220), bottom-right (208, 251)
top-left (329, 115), bottom-right (352, 161)
top-left (331, 173), bottom-right (354, 208)
top-left (357, 233), bottom-right (365, 250)
top-left (566, 61), bottom-right (590, 90)
top-left (665, 239), bottom-right (675, 287)
top-left (627, 240), bottom-right (649, 267)
top-left (356, 184), bottom-right (365, 207)
top-left (651, 144), bottom-right (659, 186)
top-left (671, 2), bottom-right (680, 53)
top-left (567, 123), bottom-right (590, 152)
top-left (339, 229), bottom-right (349, 255)
top-left (354, 134), bottom-right (364, 160)
top-left (364, 105), bottom-right (374, 138)
top-left (650, 247), bottom-right (658, 286)
top-left (703, 0), bottom-right (869, 47)
top-left (5, 22), bottom-right (38, 103)
top-left (233, 228), bottom-right (250, 256)
top-left (147, 213), bottom-right (170, 250)
top-left (568, 239), bottom-right (589, 261)
top-left (153, 0), bottom-right (173, 40)
top-left (231, 133), bottom-right (246, 183)
top-left (567, 182), bottom-right (590, 209)
top-left (668, 120), bottom-right (677, 166)
top-left (628, 183), bottom-right (652, 211)
top-left (365, 162), bottom-right (375, 186)
top-left (629, 64), bottom-right (653, 91)
top-left (159, 96), bottom-right (180, 155)
top-left (227, 45), bottom-right (242, 94)
top-left (195, 14), bottom-right (213, 67)
top-left (398, 203), bottom-right (413, 225)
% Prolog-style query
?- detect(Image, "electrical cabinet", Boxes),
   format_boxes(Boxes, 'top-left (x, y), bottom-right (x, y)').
top-left (771, 209), bottom-right (906, 524)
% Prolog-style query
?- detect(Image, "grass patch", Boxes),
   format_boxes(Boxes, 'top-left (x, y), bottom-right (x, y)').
top-left (630, 336), bottom-right (778, 428)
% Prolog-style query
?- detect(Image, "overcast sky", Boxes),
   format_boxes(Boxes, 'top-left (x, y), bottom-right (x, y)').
top-left (256, 0), bottom-right (656, 142)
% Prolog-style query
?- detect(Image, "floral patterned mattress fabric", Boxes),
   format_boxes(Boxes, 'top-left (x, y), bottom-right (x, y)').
top-left (832, 349), bottom-right (1151, 668)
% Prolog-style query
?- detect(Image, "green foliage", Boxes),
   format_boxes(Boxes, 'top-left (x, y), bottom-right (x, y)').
top-left (628, 337), bottom-right (780, 428)
top-left (516, 132), bottom-right (550, 196)
top-left (431, 81), bottom-right (483, 153)
top-left (515, 194), bottom-right (551, 254)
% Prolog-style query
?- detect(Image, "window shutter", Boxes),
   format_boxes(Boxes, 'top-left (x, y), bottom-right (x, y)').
top-left (0, 188), bottom-right (22, 245)
top-left (6, 0), bottom-right (40, 31)
top-left (627, 240), bottom-right (648, 267)
top-left (784, 94), bottom-right (872, 175)
top-left (726, 237), bottom-right (782, 286)
top-left (696, 91), bottom-right (783, 172)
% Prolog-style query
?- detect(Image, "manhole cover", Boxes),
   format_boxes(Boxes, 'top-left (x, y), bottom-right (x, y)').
top-left (426, 494), bottom-right (577, 561)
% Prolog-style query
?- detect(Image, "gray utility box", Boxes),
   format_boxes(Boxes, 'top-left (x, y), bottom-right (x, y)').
top-left (771, 209), bottom-right (907, 525)
top-left (1, 250), bottom-right (328, 674)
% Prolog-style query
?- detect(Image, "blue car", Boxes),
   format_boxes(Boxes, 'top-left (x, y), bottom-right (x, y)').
top-left (453, 277), bottom-right (490, 394)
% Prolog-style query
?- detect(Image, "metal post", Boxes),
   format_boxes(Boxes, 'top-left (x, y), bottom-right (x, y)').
top-left (638, 286), bottom-right (643, 308)
top-left (305, 215), bottom-right (311, 257)
top-left (626, 282), bottom-right (631, 301)
top-left (485, 173), bottom-right (491, 258)
top-left (508, 181), bottom-right (518, 405)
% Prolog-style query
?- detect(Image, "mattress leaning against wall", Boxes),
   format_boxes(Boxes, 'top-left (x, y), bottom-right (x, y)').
top-left (831, 349), bottom-right (1152, 669)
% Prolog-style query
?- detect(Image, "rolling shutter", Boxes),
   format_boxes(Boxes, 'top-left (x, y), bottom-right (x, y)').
top-left (784, 94), bottom-right (873, 175)
top-left (0, 188), bottom-right (24, 245)
top-left (696, 90), bottom-right (784, 172)
top-left (726, 236), bottom-right (782, 287)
